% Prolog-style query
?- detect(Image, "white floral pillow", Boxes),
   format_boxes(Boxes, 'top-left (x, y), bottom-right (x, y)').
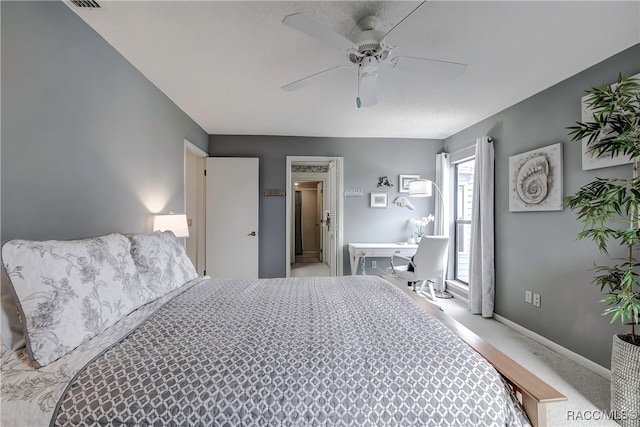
top-left (128, 231), bottom-right (198, 298)
top-left (1, 233), bottom-right (156, 367)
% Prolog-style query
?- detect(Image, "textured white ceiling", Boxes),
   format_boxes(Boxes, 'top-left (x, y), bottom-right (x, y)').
top-left (67, 1), bottom-right (639, 139)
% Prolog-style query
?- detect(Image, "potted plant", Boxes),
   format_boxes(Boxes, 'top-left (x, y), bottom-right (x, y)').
top-left (408, 214), bottom-right (435, 241)
top-left (565, 74), bottom-right (639, 426)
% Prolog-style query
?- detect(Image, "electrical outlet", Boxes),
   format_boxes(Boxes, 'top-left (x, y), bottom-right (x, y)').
top-left (371, 260), bottom-right (377, 269)
top-left (533, 293), bottom-right (541, 307)
top-left (525, 290), bottom-right (532, 304)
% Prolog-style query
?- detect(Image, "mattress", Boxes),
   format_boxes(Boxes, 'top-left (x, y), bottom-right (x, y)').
top-left (1, 275), bottom-right (529, 426)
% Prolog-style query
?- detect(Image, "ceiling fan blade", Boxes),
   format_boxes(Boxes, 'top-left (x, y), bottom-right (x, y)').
top-left (282, 65), bottom-right (351, 91)
top-left (381, 1), bottom-right (426, 42)
top-left (283, 13), bottom-right (357, 52)
top-left (389, 56), bottom-right (467, 79)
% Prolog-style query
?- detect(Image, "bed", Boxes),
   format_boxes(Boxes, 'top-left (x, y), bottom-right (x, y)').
top-left (0, 231), bottom-right (562, 426)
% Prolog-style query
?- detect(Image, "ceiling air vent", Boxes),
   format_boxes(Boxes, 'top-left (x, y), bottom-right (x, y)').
top-left (70, 0), bottom-right (101, 9)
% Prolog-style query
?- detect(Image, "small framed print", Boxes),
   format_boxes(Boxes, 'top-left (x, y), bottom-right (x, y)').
top-left (370, 193), bottom-right (388, 208)
top-left (399, 174), bottom-right (420, 193)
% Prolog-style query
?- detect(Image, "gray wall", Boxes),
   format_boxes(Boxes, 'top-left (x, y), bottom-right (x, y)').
top-left (444, 44), bottom-right (640, 368)
top-left (1, 1), bottom-right (208, 242)
top-left (209, 136), bottom-right (443, 277)
top-left (4, 0), bottom-right (635, 370)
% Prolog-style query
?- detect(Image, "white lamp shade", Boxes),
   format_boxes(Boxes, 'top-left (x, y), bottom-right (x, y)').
top-left (153, 214), bottom-right (189, 238)
top-left (408, 179), bottom-right (433, 197)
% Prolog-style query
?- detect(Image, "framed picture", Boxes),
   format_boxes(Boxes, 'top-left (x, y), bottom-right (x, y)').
top-left (370, 192), bottom-right (388, 208)
top-left (581, 73), bottom-right (638, 170)
top-left (509, 143), bottom-right (563, 212)
top-left (399, 174), bottom-right (420, 193)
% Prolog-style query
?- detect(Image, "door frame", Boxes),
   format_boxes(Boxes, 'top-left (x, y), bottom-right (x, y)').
top-left (184, 140), bottom-right (208, 275)
top-left (285, 156), bottom-right (343, 277)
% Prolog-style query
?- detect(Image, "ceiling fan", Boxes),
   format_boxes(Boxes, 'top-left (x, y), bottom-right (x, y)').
top-left (281, 2), bottom-right (467, 108)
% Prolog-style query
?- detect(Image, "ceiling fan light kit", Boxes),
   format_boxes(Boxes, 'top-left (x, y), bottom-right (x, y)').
top-left (281, 3), bottom-right (467, 108)
top-left (357, 56), bottom-right (379, 108)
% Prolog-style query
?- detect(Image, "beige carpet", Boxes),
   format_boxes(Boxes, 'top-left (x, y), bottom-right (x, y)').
top-left (436, 296), bottom-right (616, 426)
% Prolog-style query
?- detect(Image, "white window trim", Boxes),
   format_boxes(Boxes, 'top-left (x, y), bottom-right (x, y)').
top-left (450, 145), bottom-right (475, 164)
top-left (451, 152), bottom-right (475, 286)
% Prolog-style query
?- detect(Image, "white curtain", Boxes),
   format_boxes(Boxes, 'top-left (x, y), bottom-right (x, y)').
top-left (468, 136), bottom-right (495, 317)
top-left (434, 152), bottom-right (451, 237)
top-left (434, 152), bottom-right (451, 294)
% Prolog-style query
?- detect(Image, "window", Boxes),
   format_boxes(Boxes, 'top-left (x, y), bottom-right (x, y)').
top-left (454, 158), bottom-right (475, 284)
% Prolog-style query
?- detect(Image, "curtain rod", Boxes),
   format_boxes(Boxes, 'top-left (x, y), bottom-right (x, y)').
top-left (445, 136), bottom-right (493, 157)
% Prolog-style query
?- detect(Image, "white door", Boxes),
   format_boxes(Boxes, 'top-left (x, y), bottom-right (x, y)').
top-left (317, 181), bottom-right (325, 262)
top-left (205, 157), bottom-right (259, 278)
top-left (327, 160), bottom-right (338, 276)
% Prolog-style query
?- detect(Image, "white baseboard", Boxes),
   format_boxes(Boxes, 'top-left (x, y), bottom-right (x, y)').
top-left (493, 313), bottom-right (611, 380)
top-left (440, 289), bottom-right (611, 379)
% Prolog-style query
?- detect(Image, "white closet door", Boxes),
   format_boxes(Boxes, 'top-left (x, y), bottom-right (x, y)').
top-left (328, 160), bottom-right (337, 276)
top-left (205, 157), bottom-right (259, 278)
top-left (317, 181), bottom-right (325, 262)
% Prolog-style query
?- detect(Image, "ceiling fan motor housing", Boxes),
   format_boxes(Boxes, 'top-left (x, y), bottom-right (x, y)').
top-left (348, 28), bottom-right (390, 64)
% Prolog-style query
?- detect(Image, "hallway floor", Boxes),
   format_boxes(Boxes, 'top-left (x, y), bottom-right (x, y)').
top-left (291, 262), bottom-right (330, 277)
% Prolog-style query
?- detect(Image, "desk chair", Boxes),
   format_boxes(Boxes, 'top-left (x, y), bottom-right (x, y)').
top-left (389, 236), bottom-right (449, 300)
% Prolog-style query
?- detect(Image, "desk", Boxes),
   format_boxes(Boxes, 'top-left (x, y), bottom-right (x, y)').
top-left (348, 242), bottom-right (419, 275)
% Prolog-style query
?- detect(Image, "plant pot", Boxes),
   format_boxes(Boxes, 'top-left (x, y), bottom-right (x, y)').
top-left (611, 334), bottom-right (640, 427)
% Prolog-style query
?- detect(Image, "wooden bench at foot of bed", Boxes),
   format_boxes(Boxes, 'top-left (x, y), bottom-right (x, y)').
top-left (383, 275), bottom-right (567, 427)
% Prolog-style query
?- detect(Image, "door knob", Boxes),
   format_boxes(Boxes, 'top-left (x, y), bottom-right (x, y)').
top-left (248, 231), bottom-right (257, 236)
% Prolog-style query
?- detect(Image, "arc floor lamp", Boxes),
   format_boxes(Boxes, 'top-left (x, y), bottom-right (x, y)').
top-left (408, 179), bottom-right (452, 299)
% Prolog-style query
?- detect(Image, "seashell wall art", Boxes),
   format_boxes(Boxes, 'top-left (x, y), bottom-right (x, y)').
top-left (509, 143), bottom-right (563, 211)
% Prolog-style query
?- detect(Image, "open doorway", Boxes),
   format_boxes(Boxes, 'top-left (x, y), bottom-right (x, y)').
top-left (184, 140), bottom-right (207, 275)
top-left (293, 181), bottom-right (328, 268)
top-left (286, 156), bottom-right (343, 278)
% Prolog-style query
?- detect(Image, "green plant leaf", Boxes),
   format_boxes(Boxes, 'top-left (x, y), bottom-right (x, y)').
top-left (567, 74), bottom-right (640, 332)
